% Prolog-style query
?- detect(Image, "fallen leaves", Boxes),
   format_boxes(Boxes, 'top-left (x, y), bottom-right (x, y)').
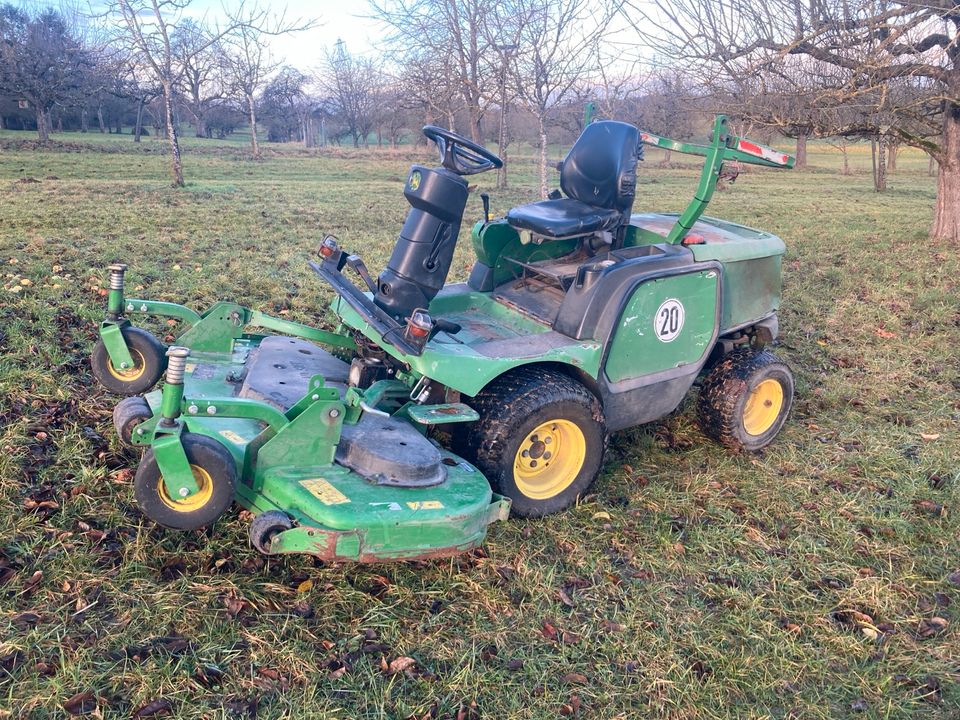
top-left (63, 691), bottom-right (97, 716)
top-left (386, 656), bottom-right (416, 674)
top-left (917, 617), bottom-right (949, 638)
top-left (132, 699), bottom-right (172, 718)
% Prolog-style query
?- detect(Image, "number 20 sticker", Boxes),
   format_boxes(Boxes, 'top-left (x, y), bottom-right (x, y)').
top-left (655, 299), bottom-right (685, 342)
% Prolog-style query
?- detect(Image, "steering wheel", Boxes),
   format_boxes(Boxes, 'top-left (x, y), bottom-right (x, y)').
top-left (423, 125), bottom-right (503, 176)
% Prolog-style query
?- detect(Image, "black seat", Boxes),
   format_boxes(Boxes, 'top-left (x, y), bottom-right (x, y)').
top-left (506, 121), bottom-right (640, 240)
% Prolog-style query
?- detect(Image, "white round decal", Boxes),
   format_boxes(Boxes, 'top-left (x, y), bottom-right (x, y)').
top-left (655, 298), bottom-right (685, 342)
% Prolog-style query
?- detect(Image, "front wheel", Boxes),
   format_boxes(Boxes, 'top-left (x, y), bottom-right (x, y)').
top-left (134, 433), bottom-right (237, 530)
top-left (697, 349), bottom-right (794, 451)
top-left (458, 367), bottom-right (606, 518)
top-left (91, 326), bottom-right (167, 395)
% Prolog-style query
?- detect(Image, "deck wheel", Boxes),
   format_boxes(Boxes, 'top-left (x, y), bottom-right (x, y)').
top-left (134, 433), bottom-right (237, 530)
top-left (91, 326), bottom-right (167, 395)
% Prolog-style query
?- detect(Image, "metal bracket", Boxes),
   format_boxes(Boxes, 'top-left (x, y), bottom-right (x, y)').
top-left (98, 321), bottom-right (136, 373)
top-left (152, 431), bottom-right (200, 500)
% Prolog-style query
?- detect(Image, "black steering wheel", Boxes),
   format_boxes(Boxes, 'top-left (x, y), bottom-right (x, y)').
top-left (423, 125), bottom-right (503, 176)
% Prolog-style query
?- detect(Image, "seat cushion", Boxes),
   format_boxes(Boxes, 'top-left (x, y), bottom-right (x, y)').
top-left (506, 198), bottom-right (622, 238)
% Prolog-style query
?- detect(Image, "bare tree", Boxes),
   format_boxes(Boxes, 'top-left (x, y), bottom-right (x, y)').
top-left (109, 0), bottom-right (226, 185)
top-left (317, 40), bottom-right (381, 148)
top-left (370, 0), bottom-right (496, 142)
top-left (501, 0), bottom-right (615, 198)
top-left (220, 5), bottom-right (313, 160)
top-left (172, 19), bottom-right (223, 138)
top-left (0, 4), bottom-right (91, 142)
top-left (623, 0), bottom-right (960, 240)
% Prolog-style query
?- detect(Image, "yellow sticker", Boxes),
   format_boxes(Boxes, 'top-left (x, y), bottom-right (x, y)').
top-left (219, 430), bottom-right (246, 444)
top-left (185, 363), bottom-right (196, 373)
top-left (301, 478), bottom-right (350, 506)
top-left (406, 500), bottom-right (444, 510)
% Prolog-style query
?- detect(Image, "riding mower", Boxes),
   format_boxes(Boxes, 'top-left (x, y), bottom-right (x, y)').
top-left (89, 116), bottom-right (795, 562)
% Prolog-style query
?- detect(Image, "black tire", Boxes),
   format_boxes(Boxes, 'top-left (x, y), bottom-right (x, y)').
top-left (249, 511), bottom-right (294, 555)
top-left (457, 367), bottom-right (606, 518)
top-left (697, 348), bottom-right (794, 451)
top-left (113, 396), bottom-right (153, 448)
top-left (134, 433), bottom-right (237, 530)
top-left (91, 326), bottom-right (167, 395)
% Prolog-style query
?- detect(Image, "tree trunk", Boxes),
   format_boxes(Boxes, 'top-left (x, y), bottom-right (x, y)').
top-left (661, 148), bottom-right (672, 166)
top-left (97, 105), bottom-right (106, 133)
top-left (538, 115), bottom-right (548, 200)
top-left (795, 133), bottom-right (808, 169)
top-left (36, 108), bottom-right (49, 142)
top-left (929, 154), bottom-right (936, 177)
top-left (194, 115), bottom-right (206, 138)
top-left (841, 142), bottom-right (849, 176)
top-left (931, 104), bottom-right (960, 239)
top-left (163, 84), bottom-right (185, 187)
top-left (134, 98), bottom-right (145, 143)
top-left (246, 94), bottom-right (261, 160)
top-left (874, 136), bottom-right (887, 192)
top-left (887, 142), bottom-right (897, 172)
top-left (81, 109), bottom-right (88, 133)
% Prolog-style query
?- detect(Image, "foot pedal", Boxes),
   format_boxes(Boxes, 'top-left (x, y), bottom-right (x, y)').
top-left (404, 403), bottom-right (479, 426)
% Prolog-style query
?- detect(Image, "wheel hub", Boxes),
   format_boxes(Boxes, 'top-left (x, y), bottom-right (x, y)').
top-left (742, 378), bottom-right (784, 436)
top-left (514, 420), bottom-right (586, 499)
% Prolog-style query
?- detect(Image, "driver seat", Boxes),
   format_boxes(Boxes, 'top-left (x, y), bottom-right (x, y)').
top-left (506, 121), bottom-right (641, 241)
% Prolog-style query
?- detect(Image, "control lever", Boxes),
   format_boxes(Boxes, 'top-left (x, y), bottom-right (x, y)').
top-left (480, 193), bottom-right (491, 222)
top-left (345, 254), bottom-right (377, 293)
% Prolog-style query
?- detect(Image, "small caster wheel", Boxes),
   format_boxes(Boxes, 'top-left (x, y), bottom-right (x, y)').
top-left (134, 433), bottom-right (237, 530)
top-left (249, 511), bottom-right (294, 555)
top-left (113, 396), bottom-right (153, 448)
top-left (697, 348), bottom-right (794, 451)
top-left (91, 326), bottom-right (167, 395)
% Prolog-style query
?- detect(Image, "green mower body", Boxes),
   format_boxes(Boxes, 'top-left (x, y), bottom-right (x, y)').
top-left (91, 115), bottom-right (796, 561)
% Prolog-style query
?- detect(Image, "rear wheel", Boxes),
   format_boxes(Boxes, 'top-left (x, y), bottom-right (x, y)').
top-left (458, 367), bottom-right (606, 518)
top-left (697, 349), bottom-right (794, 451)
top-left (134, 433), bottom-right (237, 530)
top-left (91, 326), bottom-right (167, 395)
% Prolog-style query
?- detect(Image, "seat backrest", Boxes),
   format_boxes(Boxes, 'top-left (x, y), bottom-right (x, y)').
top-left (560, 120), bottom-right (640, 214)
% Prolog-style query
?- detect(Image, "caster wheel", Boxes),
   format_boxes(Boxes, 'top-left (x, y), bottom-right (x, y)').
top-left (113, 396), bottom-right (153, 448)
top-left (456, 366), bottom-right (607, 518)
top-left (91, 326), bottom-right (167, 395)
top-left (697, 348), bottom-right (794, 451)
top-left (249, 511), bottom-right (294, 555)
top-left (134, 433), bottom-right (237, 530)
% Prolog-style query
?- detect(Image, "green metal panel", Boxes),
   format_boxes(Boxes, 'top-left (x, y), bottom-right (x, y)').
top-left (470, 219), bottom-right (579, 286)
top-left (333, 287), bottom-right (604, 396)
top-left (625, 214), bottom-right (785, 332)
top-left (605, 270), bottom-right (719, 383)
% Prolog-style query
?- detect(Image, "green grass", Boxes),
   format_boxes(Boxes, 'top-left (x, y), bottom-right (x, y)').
top-left (0, 129), bottom-right (958, 719)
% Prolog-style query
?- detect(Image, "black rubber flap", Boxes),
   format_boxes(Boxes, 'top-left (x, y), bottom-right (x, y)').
top-left (336, 412), bottom-right (447, 487)
top-left (239, 336), bottom-right (349, 410)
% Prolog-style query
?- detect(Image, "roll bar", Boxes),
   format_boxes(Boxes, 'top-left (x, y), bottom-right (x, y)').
top-left (639, 115), bottom-right (794, 244)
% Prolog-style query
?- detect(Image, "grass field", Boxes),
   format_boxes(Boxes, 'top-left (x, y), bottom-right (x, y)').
top-left (0, 129), bottom-right (958, 720)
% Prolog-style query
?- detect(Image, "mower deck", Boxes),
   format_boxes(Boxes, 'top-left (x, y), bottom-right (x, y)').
top-left (139, 335), bottom-right (508, 562)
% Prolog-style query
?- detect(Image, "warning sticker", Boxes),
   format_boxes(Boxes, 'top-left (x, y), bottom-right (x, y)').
top-left (219, 430), bottom-right (246, 444)
top-left (300, 478), bottom-right (350, 505)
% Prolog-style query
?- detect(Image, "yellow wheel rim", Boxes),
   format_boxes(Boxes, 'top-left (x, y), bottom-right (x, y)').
top-left (514, 419), bottom-right (586, 499)
top-left (742, 378), bottom-right (784, 436)
top-left (107, 347), bottom-right (146, 382)
top-left (157, 465), bottom-right (214, 513)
